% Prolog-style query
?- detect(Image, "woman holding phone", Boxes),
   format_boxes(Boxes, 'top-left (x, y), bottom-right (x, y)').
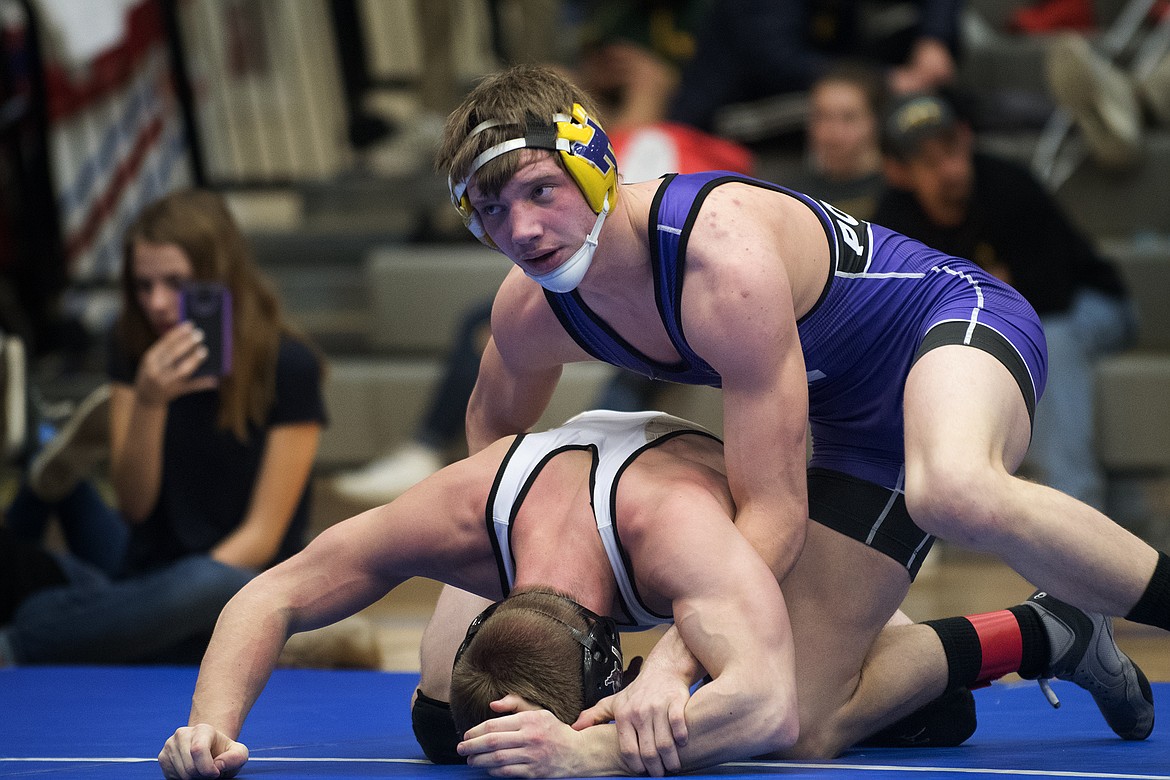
top-left (1, 189), bottom-right (329, 666)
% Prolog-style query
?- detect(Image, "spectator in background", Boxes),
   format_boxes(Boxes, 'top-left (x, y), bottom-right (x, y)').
top-left (873, 92), bottom-right (1136, 510)
top-left (787, 62), bottom-right (889, 219)
top-left (669, 0), bottom-right (961, 134)
top-left (561, 0), bottom-right (757, 183)
top-left (569, 0), bottom-right (712, 132)
top-left (0, 190), bottom-right (345, 667)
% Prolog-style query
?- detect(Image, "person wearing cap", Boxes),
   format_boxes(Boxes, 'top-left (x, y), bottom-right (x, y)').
top-left (667, 0), bottom-right (962, 134)
top-left (422, 64), bottom-right (1161, 770)
top-left (874, 91), bottom-right (1135, 512)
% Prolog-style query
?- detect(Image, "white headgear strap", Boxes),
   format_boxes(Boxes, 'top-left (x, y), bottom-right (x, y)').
top-left (448, 114), bottom-right (573, 208)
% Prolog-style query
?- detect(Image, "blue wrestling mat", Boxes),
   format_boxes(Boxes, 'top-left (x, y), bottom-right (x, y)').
top-left (1, 667), bottom-right (1166, 779)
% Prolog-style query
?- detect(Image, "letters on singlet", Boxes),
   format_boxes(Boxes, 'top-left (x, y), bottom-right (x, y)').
top-left (820, 200), bottom-right (873, 274)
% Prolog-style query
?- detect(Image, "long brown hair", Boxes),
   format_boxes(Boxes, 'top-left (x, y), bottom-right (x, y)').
top-left (117, 188), bottom-right (319, 440)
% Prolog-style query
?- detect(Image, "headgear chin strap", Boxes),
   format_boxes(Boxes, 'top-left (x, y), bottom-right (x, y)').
top-left (449, 103), bottom-right (619, 260)
top-left (524, 193), bottom-right (609, 293)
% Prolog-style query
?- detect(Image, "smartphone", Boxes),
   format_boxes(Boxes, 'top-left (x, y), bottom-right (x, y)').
top-left (179, 282), bottom-right (233, 377)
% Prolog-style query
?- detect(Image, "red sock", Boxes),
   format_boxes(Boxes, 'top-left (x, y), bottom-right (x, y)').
top-left (925, 605), bottom-right (1046, 691)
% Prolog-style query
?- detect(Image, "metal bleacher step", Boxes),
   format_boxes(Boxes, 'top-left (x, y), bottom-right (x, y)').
top-left (317, 357), bottom-right (626, 468)
top-left (364, 243), bottom-right (510, 354)
top-left (1057, 131), bottom-right (1170, 239)
top-left (1097, 351), bottom-right (1170, 469)
top-left (1104, 235), bottom-right (1170, 350)
top-left (1095, 236), bottom-right (1170, 471)
top-left (314, 243), bottom-right (727, 467)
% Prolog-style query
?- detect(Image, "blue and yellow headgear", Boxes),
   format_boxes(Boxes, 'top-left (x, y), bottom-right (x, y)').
top-left (449, 103), bottom-right (619, 248)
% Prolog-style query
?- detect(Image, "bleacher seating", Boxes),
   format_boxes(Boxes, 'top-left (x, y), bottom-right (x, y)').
top-left (314, 244), bottom-right (722, 465)
top-left (1096, 238), bottom-right (1170, 470)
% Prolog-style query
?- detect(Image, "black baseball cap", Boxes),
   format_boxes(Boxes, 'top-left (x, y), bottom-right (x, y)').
top-left (882, 93), bottom-right (961, 160)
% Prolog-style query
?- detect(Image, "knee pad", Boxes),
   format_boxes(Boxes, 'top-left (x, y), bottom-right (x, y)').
top-left (411, 690), bottom-right (466, 764)
top-left (856, 686), bottom-right (977, 748)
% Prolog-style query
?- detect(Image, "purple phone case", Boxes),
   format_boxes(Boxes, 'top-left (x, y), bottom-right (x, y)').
top-left (179, 283), bottom-right (233, 375)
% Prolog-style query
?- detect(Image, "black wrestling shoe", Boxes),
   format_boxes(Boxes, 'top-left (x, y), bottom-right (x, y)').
top-left (1022, 590), bottom-right (1154, 740)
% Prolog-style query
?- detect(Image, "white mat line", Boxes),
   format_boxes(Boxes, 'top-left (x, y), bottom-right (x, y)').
top-left (2, 757), bottom-right (1166, 779)
top-left (253, 757), bottom-right (430, 764)
top-left (0, 759), bottom-right (153, 764)
top-left (727, 762), bottom-right (1170, 780)
top-left (0, 757), bottom-right (428, 764)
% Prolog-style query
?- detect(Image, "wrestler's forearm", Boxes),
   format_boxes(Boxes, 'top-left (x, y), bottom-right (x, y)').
top-left (572, 710), bottom-right (778, 778)
top-left (673, 599), bottom-right (799, 767)
top-left (583, 670), bottom-right (794, 775)
top-left (733, 501), bottom-right (807, 582)
top-left (187, 580), bottom-right (290, 736)
top-left (465, 339), bottom-right (560, 453)
top-left (675, 674), bottom-right (798, 770)
top-left (719, 378), bottom-right (810, 582)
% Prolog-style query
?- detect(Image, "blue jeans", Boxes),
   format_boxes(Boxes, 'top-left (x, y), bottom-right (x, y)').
top-left (416, 300), bottom-right (493, 450)
top-left (1, 482), bottom-right (255, 664)
top-left (1027, 289), bottom-right (1137, 510)
top-left (5, 481), bottom-right (127, 575)
top-left (1, 553), bottom-right (254, 664)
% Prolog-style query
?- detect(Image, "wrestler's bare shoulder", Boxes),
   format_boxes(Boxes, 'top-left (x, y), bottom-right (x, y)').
top-left (622, 430), bottom-right (731, 508)
top-left (685, 182), bottom-right (830, 310)
top-left (492, 269), bottom-right (568, 334)
top-left (690, 182), bottom-right (822, 240)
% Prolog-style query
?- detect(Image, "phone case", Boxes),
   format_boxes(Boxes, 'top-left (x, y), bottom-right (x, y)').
top-left (179, 282), bottom-right (233, 377)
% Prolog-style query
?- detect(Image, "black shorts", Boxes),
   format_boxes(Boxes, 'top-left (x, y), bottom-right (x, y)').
top-left (807, 467), bottom-right (934, 580)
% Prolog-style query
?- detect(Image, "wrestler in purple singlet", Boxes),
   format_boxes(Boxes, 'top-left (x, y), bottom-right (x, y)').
top-left (543, 171), bottom-right (1048, 576)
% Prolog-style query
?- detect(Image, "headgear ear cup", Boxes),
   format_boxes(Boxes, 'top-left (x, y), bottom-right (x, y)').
top-left (449, 168), bottom-right (498, 249)
top-left (449, 104), bottom-right (619, 247)
top-left (579, 610), bottom-right (624, 705)
top-left (459, 200), bottom-right (496, 249)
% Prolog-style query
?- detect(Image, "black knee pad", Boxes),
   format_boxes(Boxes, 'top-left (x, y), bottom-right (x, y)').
top-left (411, 690), bottom-right (466, 764)
top-left (856, 686), bottom-right (977, 748)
